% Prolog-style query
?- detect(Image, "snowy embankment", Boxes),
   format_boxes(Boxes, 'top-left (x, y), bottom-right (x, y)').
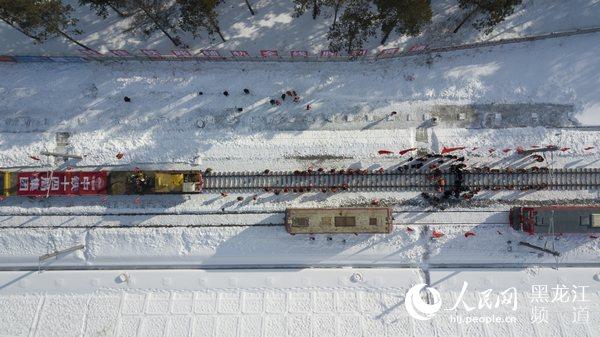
top-left (1, 220), bottom-right (598, 269)
top-left (0, 188), bottom-right (597, 219)
top-left (1, 268), bottom-right (599, 337)
top-left (1, 32), bottom-right (600, 171)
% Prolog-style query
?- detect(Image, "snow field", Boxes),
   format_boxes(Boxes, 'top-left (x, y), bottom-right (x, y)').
top-left (1, 220), bottom-right (598, 269)
top-left (1, 33), bottom-right (600, 173)
top-left (1, 268), bottom-right (599, 337)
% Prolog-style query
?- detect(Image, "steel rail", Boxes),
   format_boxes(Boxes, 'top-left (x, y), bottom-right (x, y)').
top-left (202, 168), bottom-right (600, 191)
top-left (0, 222), bottom-right (510, 230)
top-left (0, 210), bottom-right (508, 217)
top-left (2, 262), bottom-right (599, 272)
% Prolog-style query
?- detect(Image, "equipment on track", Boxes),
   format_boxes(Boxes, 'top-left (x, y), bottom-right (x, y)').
top-left (510, 206), bottom-right (600, 234)
top-left (1, 170), bottom-right (203, 196)
top-left (1, 168), bottom-right (599, 197)
top-left (285, 207), bottom-right (392, 234)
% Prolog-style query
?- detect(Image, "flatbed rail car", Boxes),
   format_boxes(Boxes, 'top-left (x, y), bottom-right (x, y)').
top-left (108, 170), bottom-right (203, 194)
top-left (285, 207), bottom-right (392, 234)
top-left (1, 170), bottom-right (203, 197)
top-left (510, 206), bottom-right (600, 235)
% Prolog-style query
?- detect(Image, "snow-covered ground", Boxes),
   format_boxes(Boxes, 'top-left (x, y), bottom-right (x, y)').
top-left (1, 31), bottom-right (600, 172)
top-left (1, 1), bottom-right (599, 335)
top-left (1, 268), bottom-right (599, 337)
top-left (1, 213), bottom-right (598, 270)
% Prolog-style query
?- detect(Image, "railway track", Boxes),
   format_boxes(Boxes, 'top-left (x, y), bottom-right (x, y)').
top-left (204, 170), bottom-right (441, 191)
top-left (460, 168), bottom-right (600, 190)
top-left (0, 223), bottom-right (509, 230)
top-left (0, 211), bottom-right (510, 229)
top-left (202, 168), bottom-right (600, 191)
top-left (3, 262), bottom-right (600, 272)
top-left (0, 209), bottom-right (506, 217)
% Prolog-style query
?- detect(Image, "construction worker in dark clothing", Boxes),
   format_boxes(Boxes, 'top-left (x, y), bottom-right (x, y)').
top-left (129, 171), bottom-right (150, 193)
top-left (532, 154), bottom-right (544, 162)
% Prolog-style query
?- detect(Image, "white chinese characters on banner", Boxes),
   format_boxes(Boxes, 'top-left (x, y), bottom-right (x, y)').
top-left (290, 51), bottom-right (308, 58)
top-left (349, 49), bottom-right (367, 57)
top-left (201, 50), bottom-right (221, 58)
top-left (231, 50), bottom-right (250, 57)
top-left (110, 50), bottom-right (132, 57)
top-left (408, 44), bottom-right (427, 52)
top-left (17, 172), bottom-right (107, 196)
top-left (78, 49), bottom-right (103, 57)
top-left (260, 50), bottom-right (279, 58)
top-left (378, 48), bottom-right (399, 57)
top-left (140, 49), bottom-right (162, 58)
top-left (172, 50), bottom-right (193, 58)
top-left (320, 50), bottom-right (338, 58)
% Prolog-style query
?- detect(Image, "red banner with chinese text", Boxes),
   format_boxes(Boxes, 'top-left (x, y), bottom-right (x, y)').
top-left (17, 171), bottom-right (108, 196)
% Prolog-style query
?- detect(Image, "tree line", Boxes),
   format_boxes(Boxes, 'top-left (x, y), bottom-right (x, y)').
top-left (0, 0), bottom-right (522, 52)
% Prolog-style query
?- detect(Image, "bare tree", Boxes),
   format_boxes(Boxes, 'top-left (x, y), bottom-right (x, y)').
top-left (244, 0), bottom-right (255, 15)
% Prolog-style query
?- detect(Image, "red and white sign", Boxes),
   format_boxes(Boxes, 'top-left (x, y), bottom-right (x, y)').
top-left (230, 50), bottom-right (250, 57)
top-left (290, 50), bottom-right (308, 58)
top-left (320, 50), bottom-right (338, 58)
top-left (201, 50), bottom-right (221, 58)
top-left (349, 49), bottom-right (367, 57)
top-left (172, 50), bottom-right (193, 58)
top-left (260, 50), bottom-right (279, 58)
top-left (110, 49), bottom-right (132, 57)
top-left (378, 48), bottom-right (399, 57)
top-left (78, 49), bottom-right (103, 58)
top-left (17, 171), bottom-right (108, 196)
top-left (408, 44), bottom-right (427, 52)
top-left (140, 49), bottom-right (163, 58)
